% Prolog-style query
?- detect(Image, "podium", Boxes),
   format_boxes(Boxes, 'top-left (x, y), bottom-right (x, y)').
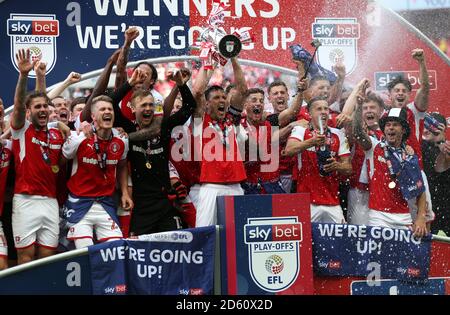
top-left (217, 193), bottom-right (313, 295)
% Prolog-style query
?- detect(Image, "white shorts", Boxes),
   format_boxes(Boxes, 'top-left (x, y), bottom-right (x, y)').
top-left (368, 209), bottom-right (412, 230)
top-left (12, 194), bottom-right (59, 250)
top-left (408, 170), bottom-right (435, 223)
top-left (347, 188), bottom-right (370, 225)
top-left (311, 204), bottom-right (346, 224)
top-left (0, 221), bottom-right (7, 257)
top-left (189, 184), bottom-right (201, 212)
top-left (67, 202), bottom-right (123, 242)
top-left (196, 183), bottom-right (244, 227)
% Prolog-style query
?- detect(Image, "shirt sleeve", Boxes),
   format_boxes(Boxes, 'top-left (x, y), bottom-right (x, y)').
top-left (4, 139), bottom-right (12, 150)
top-left (364, 138), bottom-right (379, 180)
top-left (165, 84), bottom-right (197, 132)
top-left (336, 128), bottom-right (351, 157)
top-left (62, 131), bottom-right (84, 160)
top-left (120, 137), bottom-right (129, 160)
top-left (168, 161), bottom-right (180, 180)
top-left (10, 120), bottom-right (30, 139)
top-left (289, 126), bottom-right (306, 142)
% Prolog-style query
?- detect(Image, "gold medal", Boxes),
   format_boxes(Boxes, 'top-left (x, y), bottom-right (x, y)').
top-left (51, 165), bottom-right (60, 173)
top-left (146, 162), bottom-right (152, 169)
top-left (388, 181), bottom-right (396, 189)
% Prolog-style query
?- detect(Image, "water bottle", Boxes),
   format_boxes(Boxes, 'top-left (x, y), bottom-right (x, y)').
top-left (317, 118), bottom-right (331, 177)
top-left (317, 146), bottom-right (332, 177)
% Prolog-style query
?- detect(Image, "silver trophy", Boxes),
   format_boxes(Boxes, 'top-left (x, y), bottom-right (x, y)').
top-left (301, 39), bottom-right (322, 80)
top-left (198, 27), bottom-right (242, 59)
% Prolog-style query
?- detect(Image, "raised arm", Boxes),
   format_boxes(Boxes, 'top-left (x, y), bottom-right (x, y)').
top-left (11, 49), bottom-right (37, 129)
top-left (192, 64), bottom-right (213, 118)
top-left (166, 71), bottom-right (197, 131)
top-left (34, 61), bottom-right (47, 93)
top-left (412, 49), bottom-right (429, 111)
top-left (278, 78), bottom-right (307, 127)
top-left (328, 62), bottom-right (346, 105)
top-left (162, 68), bottom-right (192, 120)
top-left (341, 78), bottom-right (369, 117)
top-left (228, 57), bottom-right (247, 112)
top-left (352, 89), bottom-right (372, 151)
top-left (115, 26), bottom-right (139, 90)
top-left (47, 71), bottom-right (81, 100)
top-left (81, 49), bottom-right (121, 122)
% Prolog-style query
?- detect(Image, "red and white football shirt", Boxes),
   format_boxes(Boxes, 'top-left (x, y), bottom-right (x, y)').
top-left (0, 140), bottom-right (12, 216)
top-left (289, 126), bottom-right (350, 205)
top-left (382, 102), bottom-right (425, 168)
top-left (63, 130), bottom-right (128, 197)
top-left (405, 102), bottom-right (425, 168)
top-left (11, 121), bottom-right (64, 198)
top-left (199, 113), bottom-right (247, 184)
top-left (365, 138), bottom-right (410, 214)
top-left (169, 121), bottom-right (201, 188)
top-left (242, 119), bottom-right (279, 183)
top-left (349, 129), bottom-right (384, 190)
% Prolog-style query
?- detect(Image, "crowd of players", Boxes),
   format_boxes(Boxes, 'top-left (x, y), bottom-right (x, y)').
top-left (0, 27), bottom-right (449, 270)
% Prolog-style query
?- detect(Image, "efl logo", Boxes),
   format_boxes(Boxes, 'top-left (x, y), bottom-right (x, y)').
top-left (374, 70), bottom-right (437, 91)
top-left (312, 18), bottom-right (360, 75)
top-left (7, 14), bottom-right (59, 78)
top-left (244, 217), bottom-right (302, 293)
top-left (7, 20), bottom-right (59, 36)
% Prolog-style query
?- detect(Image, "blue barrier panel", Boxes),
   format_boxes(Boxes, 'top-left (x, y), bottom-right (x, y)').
top-left (0, 227), bottom-right (215, 295)
top-left (351, 277), bottom-right (450, 295)
top-left (0, 253), bottom-right (91, 295)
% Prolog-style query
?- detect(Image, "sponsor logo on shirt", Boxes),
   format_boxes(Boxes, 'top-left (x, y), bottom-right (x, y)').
top-left (82, 157), bottom-right (118, 165)
top-left (132, 145), bottom-right (164, 155)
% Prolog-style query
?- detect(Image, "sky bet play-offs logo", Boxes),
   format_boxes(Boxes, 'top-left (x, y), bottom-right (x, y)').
top-left (312, 18), bottom-right (360, 76)
top-left (244, 217), bottom-right (302, 293)
top-left (7, 14), bottom-right (60, 78)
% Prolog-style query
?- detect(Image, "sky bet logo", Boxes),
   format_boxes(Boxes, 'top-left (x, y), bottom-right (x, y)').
top-left (7, 19), bottom-right (59, 36)
top-left (374, 70), bottom-right (437, 91)
top-left (244, 223), bottom-right (302, 243)
top-left (312, 23), bottom-right (360, 38)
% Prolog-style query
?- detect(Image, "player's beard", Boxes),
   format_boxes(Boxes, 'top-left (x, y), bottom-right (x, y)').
top-left (31, 111), bottom-right (48, 129)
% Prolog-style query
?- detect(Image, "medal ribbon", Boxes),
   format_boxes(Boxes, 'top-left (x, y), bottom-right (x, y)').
top-left (143, 139), bottom-right (152, 169)
top-left (382, 141), bottom-right (407, 181)
top-left (92, 125), bottom-right (112, 174)
top-left (210, 118), bottom-right (233, 148)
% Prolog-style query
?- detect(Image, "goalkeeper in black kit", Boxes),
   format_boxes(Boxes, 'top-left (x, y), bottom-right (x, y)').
top-left (113, 69), bottom-right (197, 236)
